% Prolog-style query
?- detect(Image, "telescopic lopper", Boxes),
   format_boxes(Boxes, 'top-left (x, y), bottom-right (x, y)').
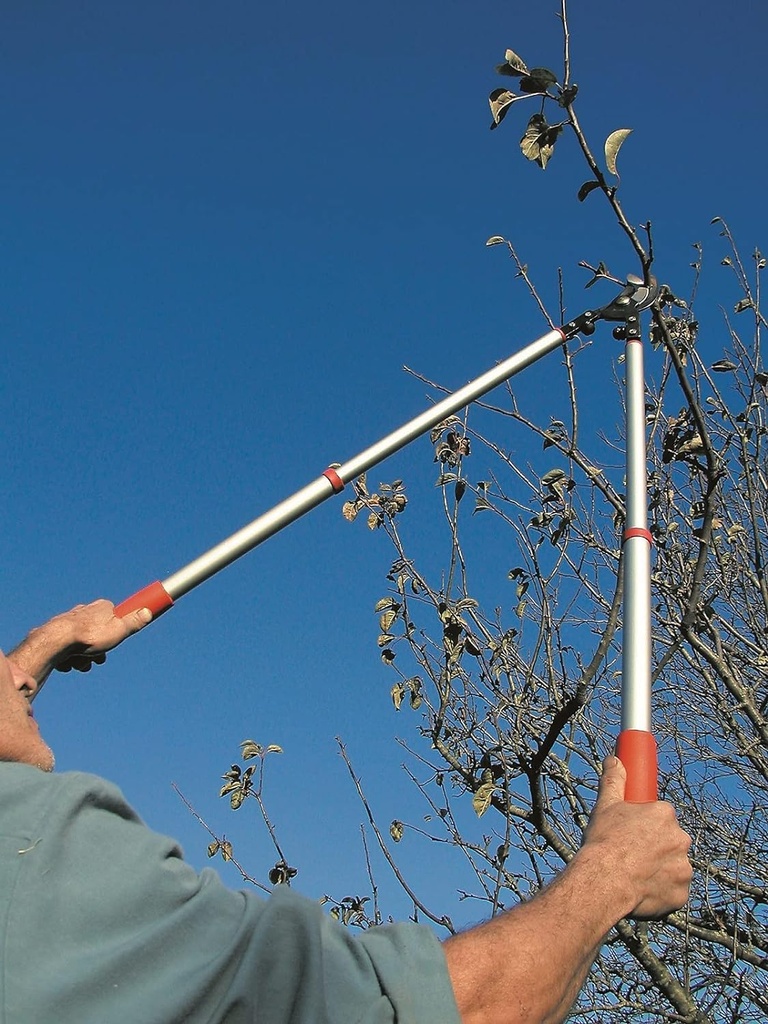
top-left (53, 278), bottom-right (663, 799)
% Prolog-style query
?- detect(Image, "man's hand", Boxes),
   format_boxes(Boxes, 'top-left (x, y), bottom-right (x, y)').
top-left (8, 600), bottom-right (152, 687)
top-left (444, 757), bottom-right (692, 1024)
top-left (444, 758), bottom-right (692, 1024)
top-left (581, 756), bottom-right (692, 919)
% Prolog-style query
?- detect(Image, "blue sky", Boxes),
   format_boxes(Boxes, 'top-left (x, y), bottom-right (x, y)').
top-left (2, 0), bottom-right (766, 924)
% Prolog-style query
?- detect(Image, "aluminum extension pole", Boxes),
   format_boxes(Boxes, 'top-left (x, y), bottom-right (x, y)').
top-left (615, 317), bottom-right (658, 801)
top-left (115, 326), bottom-right (566, 619)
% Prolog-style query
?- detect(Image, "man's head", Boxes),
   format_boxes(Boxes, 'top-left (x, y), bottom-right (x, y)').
top-left (0, 650), bottom-right (54, 771)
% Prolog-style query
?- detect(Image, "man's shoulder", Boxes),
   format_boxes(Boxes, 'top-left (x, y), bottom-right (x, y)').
top-left (0, 762), bottom-right (121, 795)
top-left (0, 763), bottom-right (135, 836)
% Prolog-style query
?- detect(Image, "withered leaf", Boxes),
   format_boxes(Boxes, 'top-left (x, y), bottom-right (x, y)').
top-left (495, 48), bottom-right (529, 76)
top-left (489, 88), bottom-right (517, 129)
top-left (520, 113), bottom-right (562, 169)
top-left (605, 128), bottom-right (632, 176)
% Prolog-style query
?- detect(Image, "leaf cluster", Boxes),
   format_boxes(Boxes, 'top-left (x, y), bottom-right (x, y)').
top-left (342, 474), bottom-right (408, 531)
top-left (488, 46), bottom-right (633, 206)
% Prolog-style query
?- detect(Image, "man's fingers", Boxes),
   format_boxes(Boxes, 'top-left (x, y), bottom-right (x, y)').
top-left (57, 654), bottom-right (104, 673)
top-left (53, 605), bottom-right (152, 674)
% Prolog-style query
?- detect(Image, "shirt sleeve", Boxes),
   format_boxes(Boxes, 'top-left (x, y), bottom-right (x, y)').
top-left (5, 771), bottom-right (461, 1024)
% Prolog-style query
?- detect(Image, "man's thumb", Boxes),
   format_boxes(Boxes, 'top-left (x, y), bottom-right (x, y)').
top-left (597, 755), bottom-right (627, 804)
top-left (129, 607), bottom-right (153, 631)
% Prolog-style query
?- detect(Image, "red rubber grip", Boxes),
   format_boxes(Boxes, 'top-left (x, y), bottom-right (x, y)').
top-left (616, 730), bottom-right (658, 803)
top-left (322, 467), bottom-right (345, 493)
top-left (115, 581), bottom-right (174, 619)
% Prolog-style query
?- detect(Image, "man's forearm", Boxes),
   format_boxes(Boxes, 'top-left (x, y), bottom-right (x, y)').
top-left (9, 618), bottom-right (79, 685)
top-left (443, 845), bottom-right (632, 1024)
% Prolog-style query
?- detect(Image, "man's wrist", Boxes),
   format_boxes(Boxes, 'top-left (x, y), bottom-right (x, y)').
top-left (564, 843), bottom-right (638, 928)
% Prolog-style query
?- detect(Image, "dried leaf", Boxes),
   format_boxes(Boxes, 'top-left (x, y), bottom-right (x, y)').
top-left (241, 740), bottom-right (263, 760)
top-left (520, 113), bottom-right (562, 169)
top-left (342, 501), bottom-right (359, 522)
top-left (558, 83), bottom-right (579, 106)
top-left (541, 468), bottom-right (566, 486)
top-left (519, 67), bottom-right (558, 93)
top-left (379, 609), bottom-right (398, 632)
top-left (604, 128), bottom-right (632, 176)
top-left (485, 235), bottom-right (506, 246)
top-left (269, 862), bottom-right (297, 885)
top-left (207, 840), bottom-right (220, 858)
top-left (390, 820), bottom-right (404, 842)
top-left (375, 596), bottom-right (397, 612)
top-left (711, 359), bottom-right (738, 372)
top-left (489, 88), bottom-right (517, 129)
top-left (408, 677), bottom-right (423, 710)
top-left (495, 48), bottom-right (529, 76)
top-left (464, 634), bottom-right (483, 656)
top-left (266, 744), bottom-right (283, 755)
top-left (430, 416), bottom-right (461, 443)
top-left (391, 682), bottom-right (405, 711)
top-left (472, 779), bottom-right (496, 817)
top-left (577, 180), bottom-right (601, 202)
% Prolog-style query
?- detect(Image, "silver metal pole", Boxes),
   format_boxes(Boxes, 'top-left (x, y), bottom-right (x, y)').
top-left (147, 327), bottom-right (566, 603)
top-left (621, 335), bottom-right (653, 733)
top-left (614, 315), bottom-right (658, 803)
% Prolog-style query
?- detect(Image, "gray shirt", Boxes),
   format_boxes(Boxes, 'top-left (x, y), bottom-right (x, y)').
top-left (0, 763), bottom-right (461, 1024)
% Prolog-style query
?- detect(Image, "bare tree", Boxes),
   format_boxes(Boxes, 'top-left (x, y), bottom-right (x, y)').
top-left (337, 5), bottom-right (768, 1021)
top-left (200, 4), bottom-right (766, 1020)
